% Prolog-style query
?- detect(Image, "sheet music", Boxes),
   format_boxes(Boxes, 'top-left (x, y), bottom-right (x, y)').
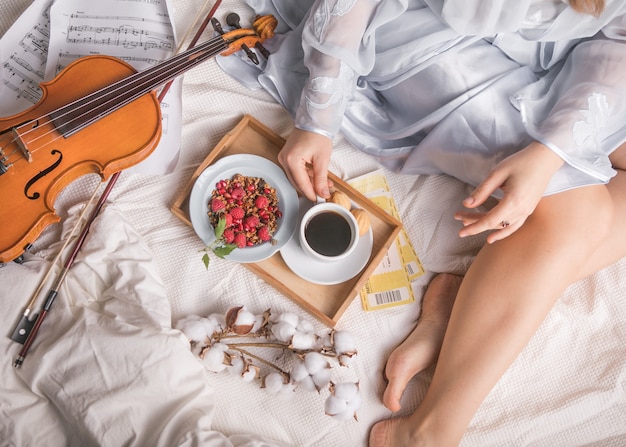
top-left (0, 0), bottom-right (182, 175)
top-left (0, 0), bottom-right (51, 115)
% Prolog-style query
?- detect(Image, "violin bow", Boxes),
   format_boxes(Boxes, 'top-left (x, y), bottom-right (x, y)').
top-left (13, 0), bottom-right (224, 368)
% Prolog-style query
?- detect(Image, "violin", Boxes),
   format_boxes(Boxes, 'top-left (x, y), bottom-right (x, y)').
top-left (0, 14), bottom-right (277, 263)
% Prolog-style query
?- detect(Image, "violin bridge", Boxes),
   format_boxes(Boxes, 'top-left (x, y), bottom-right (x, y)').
top-left (12, 127), bottom-right (33, 163)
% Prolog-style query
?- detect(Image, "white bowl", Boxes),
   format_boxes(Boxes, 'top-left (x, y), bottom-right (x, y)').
top-left (189, 154), bottom-right (299, 263)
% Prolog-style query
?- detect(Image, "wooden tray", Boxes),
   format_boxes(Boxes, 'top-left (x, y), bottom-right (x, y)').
top-left (171, 115), bottom-right (402, 326)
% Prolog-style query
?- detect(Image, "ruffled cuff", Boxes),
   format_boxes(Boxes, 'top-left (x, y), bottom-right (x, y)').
top-left (293, 55), bottom-right (356, 139)
top-left (513, 39), bottom-right (626, 183)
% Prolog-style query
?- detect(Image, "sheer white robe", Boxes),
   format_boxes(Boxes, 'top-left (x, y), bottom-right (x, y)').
top-left (218, 0), bottom-right (626, 196)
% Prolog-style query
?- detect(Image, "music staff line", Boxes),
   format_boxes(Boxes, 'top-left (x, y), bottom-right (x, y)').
top-left (69, 13), bottom-right (171, 27)
top-left (55, 52), bottom-right (163, 73)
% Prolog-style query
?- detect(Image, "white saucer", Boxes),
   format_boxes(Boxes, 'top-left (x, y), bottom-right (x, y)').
top-left (280, 198), bottom-right (374, 285)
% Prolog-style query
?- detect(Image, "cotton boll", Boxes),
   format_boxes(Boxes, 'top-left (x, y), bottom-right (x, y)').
top-left (290, 360), bottom-right (310, 382)
top-left (333, 331), bottom-right (357, 355)
top-left (271, 321), bottom-right (296, 342)
top-left (241, 364), bottom-right (260, 382)
top-left (345, 390), bottom-right (362, 413)
top-left (202, 344), bottom-right (228, 372)
top-left (207, 313), bottom-right (227, 333)
top-left (296, 318), bottom-right (315, 333)
top-left (263, 372), bottom-right (286, 395)
top-left (251, 314), bottom-right (265, 333)
top-left (228, 356), bottom-right (244, 376)
top-left (179, 320), bottom-right (208, 342)
top-left (290, 330), bottom-right (316, 350)
top-left (225, 306), bottom-right (257, 335)
top-left (312, 368), bottom-right (331, 390)
top-left (202, 349), bottom-right (226, 372)
top-left (176, 316), bottom-right (213, 342)
top-left (324, 395), bottom-right (348, 416)
top-left (332, 382), bottom-right (359, 402)
top-left (326, 381), bottom-right (361, 421)
top-left (275, 312), bottom-right (299, 327)
top-left (234, 308), bottom-right (256, 326)
top-left (304, 352), bottom-right (328, 375)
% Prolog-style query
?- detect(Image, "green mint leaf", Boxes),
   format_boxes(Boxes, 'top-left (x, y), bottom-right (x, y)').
top-left (202, 253), bottom-right (210, 270)
top-left (213, 244), bottom-right (237, 258)
top-left (214, 216), bottom-right (227, 240)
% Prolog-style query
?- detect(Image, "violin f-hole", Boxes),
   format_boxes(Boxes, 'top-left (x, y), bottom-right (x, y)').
top-left (24, 149), bottom-right (63, 200)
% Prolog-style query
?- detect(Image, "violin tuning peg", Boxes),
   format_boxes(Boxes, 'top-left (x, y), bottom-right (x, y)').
top-left (226, 12), bottom-right (241, 28)
top-left (225, 12), bottom-right (269, 62)
top-left (211, 17), bottom-right (224, 35)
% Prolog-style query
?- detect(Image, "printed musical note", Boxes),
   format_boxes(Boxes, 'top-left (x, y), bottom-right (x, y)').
top-left (0, 1), bottom-right (50, 114)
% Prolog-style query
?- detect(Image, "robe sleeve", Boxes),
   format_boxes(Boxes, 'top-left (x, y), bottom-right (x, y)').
top-left (512, 26), bottom-right (626, 183)
top-left (294, 0), bottom-right (381, 138)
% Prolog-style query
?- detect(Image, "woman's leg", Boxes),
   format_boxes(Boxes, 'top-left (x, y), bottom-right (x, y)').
top-left (576, 157), bottom-right (626, 277)
top-left (378, 148), bottom-right (626, 420)
top-left (370, 178), bottom-right (622, 446)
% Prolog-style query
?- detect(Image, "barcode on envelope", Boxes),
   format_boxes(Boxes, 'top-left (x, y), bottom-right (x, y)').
top-left (373, 288), bottom-right (409, 306)
top-left (406, 262), bottom-right (416, 276)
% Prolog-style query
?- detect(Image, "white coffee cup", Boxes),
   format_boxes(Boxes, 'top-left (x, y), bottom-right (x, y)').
top-left (299, 202), bottom-right (359, 263)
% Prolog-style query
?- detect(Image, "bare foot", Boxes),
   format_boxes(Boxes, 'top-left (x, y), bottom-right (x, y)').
top-left (382, 273), bottom-right (462, 412)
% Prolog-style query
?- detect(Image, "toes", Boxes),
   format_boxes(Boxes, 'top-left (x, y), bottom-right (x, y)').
top-left (381, 353), bottom-right (419, 412)
top-left (382, 378), bottom-right (404, 412)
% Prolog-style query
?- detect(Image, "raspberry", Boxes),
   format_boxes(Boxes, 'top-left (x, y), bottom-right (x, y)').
top-left (234, 232), bottom-right (247, 248)
top-left (222, 228), bottom-right (235, 243)
top-left (257, 226), bottom-right (271, 242)
top-left (211, 198), bottom-right (225, 212)
top-left (230, 207), bottom-right (245, 220)
top-left (231, 187), bottom-right (245, 200)
top-left (223, 213), bottom-right (233, 227)
top-left (244, 215), bottom-right (260, 229)
top-left (208, 174), bottom-right (280, 249)
top-left (255, 196), bottom-right (269, 209)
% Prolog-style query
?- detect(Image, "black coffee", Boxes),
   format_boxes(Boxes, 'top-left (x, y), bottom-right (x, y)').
top-left (304, 211), bottom-right (352, 257)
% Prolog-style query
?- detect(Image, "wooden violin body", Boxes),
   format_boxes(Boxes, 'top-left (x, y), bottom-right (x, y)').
top-left (0, 56), bottom-right (161, 263)
top-left (0, 14), bottom-right (278, 263)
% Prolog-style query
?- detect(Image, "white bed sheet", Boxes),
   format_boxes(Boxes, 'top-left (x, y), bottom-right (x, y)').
top-left (1, 1), bottom-right (625, 446)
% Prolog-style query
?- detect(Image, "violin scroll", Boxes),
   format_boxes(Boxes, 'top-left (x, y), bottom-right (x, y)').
top-left (220, 14), bottom-right (277, 58)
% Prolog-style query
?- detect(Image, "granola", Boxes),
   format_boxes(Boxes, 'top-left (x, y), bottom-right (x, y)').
top-left (207, 173), bottom-right (282, 248)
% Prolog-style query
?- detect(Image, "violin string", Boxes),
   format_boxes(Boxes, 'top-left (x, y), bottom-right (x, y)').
top-left (12, 36), bottom-right (227, 147)
top-left (3, 35), bottom-right (228, 166)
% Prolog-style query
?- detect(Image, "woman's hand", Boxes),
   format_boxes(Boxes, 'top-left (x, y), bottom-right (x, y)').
top-left (278, 128), bottom-right (334, 201)
top-left (455, 142), bottom-right (564, 243)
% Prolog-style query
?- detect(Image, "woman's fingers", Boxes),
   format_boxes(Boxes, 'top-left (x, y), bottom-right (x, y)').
top-left (463, 170), bottom-right (507, 209)
top-left (454, 208), bottom-right (526, 243)
top-left (277, 129), bottom-right (333, 201)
